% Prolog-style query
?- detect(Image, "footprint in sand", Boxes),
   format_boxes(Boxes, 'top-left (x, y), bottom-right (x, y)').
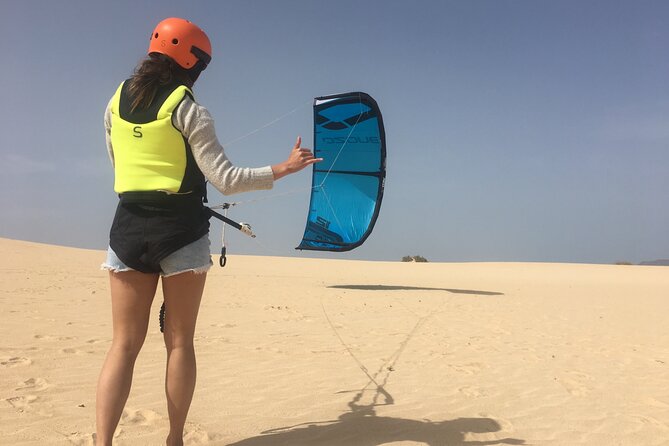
top-left (66, 431), bottom-right (120, 446)
top-left (5, 393), bottom-right (54, 416)
top-left (449, 362), bottom-right (485, 375)
top-left (0, 356), bottom-right (32, 368)
top-left (34, 334), bottom-right (75, 341)
top-left (65, 432), bottom-right (96, 446)
top-left (557, 371), bottom-right (594, 396)
top-left (5, 395), bottom-right (38, 413)
top-left (644, 397), bottom-right (669, 408)
top-left (491, 327), bottom-right (512, 336)
top-left (184, 424), bottom-right (224, 444)
top-left (628, 414), bottom-right (669, 431)
top-left (60, 348), bottom-right (82, 355)
top-left (211, 323), bottom-right (237, 328)
top-left (60, 347), bottom-right (95, 355)
top-left (458, 386), bottom-right (487, 398)
top-left (15, 377), bottom-right (51, 392)
top-left (121, 408), bottom-right (163, 426)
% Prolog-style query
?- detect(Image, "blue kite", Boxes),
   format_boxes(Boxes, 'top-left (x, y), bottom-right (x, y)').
top-left (297, 92), bottom-right (386, 251)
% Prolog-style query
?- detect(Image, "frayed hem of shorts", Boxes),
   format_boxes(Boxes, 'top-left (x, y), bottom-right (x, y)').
top-left (100, 264), bottom-right (134, 274)
top-left (162, 264), bottom-right (212, 278)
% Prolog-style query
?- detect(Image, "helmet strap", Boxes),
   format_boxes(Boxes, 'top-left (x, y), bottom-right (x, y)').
top-left (186, 46), bottom-right (210, 84)
top-left (187, 61), bottom-right (207, 84)
top-left (190, 46), bottom-right (212, 66)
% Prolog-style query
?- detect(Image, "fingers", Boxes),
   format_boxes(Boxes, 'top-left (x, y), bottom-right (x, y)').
top-left (278, 136), bottom-right (322, 178)
top-left (297, 149), bottom-right (322, 162)
top-left (297, 148), bottom-right (318, 158)
top-left (292, 136), bottom-right (320, 163)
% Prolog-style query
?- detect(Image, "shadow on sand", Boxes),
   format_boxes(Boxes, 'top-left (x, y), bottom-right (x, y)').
top-left (226, 281), bottom-right (518, 445)
top-left (328, 284), bottom-right (504, 296)
top-left (226, 405), bottom-right (524, 446)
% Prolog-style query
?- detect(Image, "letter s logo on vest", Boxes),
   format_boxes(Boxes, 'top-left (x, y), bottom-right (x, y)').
top-left (133, 126), bottom-right (143, 138)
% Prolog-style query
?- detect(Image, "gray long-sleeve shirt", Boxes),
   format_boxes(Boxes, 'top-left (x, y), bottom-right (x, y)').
top-left (104, 95), bottom-right (275, 195)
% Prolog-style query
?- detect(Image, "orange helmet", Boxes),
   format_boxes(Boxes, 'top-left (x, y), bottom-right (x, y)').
top-left (148, 18), bottom-right (212, 69)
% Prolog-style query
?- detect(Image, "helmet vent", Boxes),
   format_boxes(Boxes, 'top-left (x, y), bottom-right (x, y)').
top-left (154, 33), bottom-right (159, 38)
top-left (172, 38), bottom-right (179, 45)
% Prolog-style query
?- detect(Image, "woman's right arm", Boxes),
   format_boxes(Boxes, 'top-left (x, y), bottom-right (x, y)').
top-left (174, 97), bottom-right (320, 196)
top-left (174, 98), bottom-right (274, 196)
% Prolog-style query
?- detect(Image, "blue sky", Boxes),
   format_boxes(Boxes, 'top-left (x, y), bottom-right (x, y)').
top-left (1, 0), bottom-right (667, 264)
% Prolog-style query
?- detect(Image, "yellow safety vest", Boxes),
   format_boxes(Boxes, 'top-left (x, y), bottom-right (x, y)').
top-left (110, 81), bottom-right (200, 194)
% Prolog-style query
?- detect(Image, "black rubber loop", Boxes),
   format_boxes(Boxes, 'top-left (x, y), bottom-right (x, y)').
top-left (220, 247), bottom-right (227, 267)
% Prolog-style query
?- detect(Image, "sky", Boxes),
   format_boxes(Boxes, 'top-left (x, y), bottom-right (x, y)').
top-left (1, 0), bottom-right (668, 264)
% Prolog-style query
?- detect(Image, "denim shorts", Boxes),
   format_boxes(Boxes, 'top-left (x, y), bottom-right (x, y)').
top-left (101, 234), bottom-right (213, 277)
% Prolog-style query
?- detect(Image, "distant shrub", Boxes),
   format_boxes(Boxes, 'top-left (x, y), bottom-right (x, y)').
top-left (614, 261), bottom-right (633, 265)
top-left (402, 255), bottom-right (428, 263)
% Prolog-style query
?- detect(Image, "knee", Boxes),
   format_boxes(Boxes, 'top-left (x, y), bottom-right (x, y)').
top-left (162, 323), bottom-right (196, 353)
top-left (111, 335), bottom-right (146, 359)
top-left (163, 334), bottom-right (195, 354)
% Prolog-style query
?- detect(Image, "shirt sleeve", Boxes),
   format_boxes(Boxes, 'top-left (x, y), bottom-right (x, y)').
top-left (104, 98), bottom-right (115, 167)
top-left (172, 96), bottom-right (275, 196)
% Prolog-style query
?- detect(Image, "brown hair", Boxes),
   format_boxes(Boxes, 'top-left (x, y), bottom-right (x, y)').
top-left (126, 54), bottom-right (193, 112)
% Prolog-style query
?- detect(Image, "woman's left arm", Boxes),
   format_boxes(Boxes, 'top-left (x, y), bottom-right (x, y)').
top-left (104, 98), bottom-right (115, 167)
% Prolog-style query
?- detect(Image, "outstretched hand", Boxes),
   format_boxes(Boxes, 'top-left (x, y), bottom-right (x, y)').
top-left (272, 136), bottom-right (322, 180)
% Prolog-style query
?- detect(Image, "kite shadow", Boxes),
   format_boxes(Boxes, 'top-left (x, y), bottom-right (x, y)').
top-left (328, 284), bottom-right (504, 296)
top-left (225, 410), bottom-right (525, 446)
top-left (224, 281), bottom-right (519, 445)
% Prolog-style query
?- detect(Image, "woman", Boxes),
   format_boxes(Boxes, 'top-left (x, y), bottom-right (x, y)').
top-left (96, 18), bottom-right (320, 446)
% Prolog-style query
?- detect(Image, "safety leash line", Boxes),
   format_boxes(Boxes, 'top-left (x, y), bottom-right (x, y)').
top-left (221, 100), bottom-right (312, 148)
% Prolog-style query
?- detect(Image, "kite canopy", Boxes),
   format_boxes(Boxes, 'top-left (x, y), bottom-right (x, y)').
top-left (297, 92), bottom-right (386, 251)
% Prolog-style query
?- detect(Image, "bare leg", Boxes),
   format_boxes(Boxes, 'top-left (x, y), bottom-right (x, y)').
top-left (96, 271), bottom-right (159, 445)
top-left (161, 271), bottom-right (206, 446)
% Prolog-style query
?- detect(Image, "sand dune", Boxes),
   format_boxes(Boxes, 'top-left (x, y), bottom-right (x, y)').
top-left (0, 237), bottom-right (668, 445)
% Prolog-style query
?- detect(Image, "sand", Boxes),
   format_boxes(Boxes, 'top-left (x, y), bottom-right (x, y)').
top-left (0, 237), bottom-right (668, 445)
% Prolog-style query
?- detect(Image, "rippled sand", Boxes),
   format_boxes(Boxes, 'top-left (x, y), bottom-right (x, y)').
top-left (1, 238), bottom-right (667, 445)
